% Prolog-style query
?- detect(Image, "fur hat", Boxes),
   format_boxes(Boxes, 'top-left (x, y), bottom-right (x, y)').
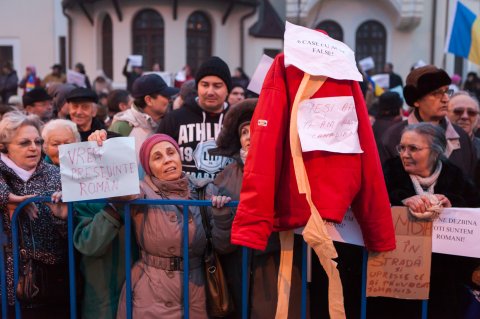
top-left (209, 98), bottom-right (257, 157)
top-left (403, 65), bottom-right (451, 106)
top-left (195, 56), bottom-right (232, 92)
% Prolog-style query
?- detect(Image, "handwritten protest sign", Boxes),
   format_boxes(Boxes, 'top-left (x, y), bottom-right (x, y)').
top-left (59, 137), bottom-right (139, 202)
top-left (297, 96), bottom-right (363, 153)
top-left (325, 209), bottom-right (364, 246)
top-left (371, 73), bottom-right (390, 89)
top-left (284, 21), bottom-right (362, 81)
top-left (247, 54), bottom-right (274, 95)
top-left (367, 207), bottom-right (432, 300)
top-left (128, 55), bottom-right (143, 67)
top-left (432, 208), bottom-right (480, 258)
top-left (67, 69), bottom-right (86, 87)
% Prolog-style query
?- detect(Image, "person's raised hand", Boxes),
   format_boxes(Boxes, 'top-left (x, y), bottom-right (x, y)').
top-left (88, 129), bottom-right (108, 146)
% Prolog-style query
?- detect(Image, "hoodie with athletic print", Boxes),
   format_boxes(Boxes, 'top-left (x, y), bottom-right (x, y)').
top-left (157, 97), bottom-right (231, 179)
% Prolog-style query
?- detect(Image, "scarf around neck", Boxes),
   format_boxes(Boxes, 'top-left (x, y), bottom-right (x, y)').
top-left (1, 153), bottom-right (36, 182)
top-left (145, 174), bottom-right (190, 199)
top-left (409, 160), bottom-right (443, 195)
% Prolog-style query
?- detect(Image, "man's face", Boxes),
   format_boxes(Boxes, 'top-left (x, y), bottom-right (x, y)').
top-left (52, 67), bottom-right (61, 76)
top-left (69, 101), bottom-right (96, 131)
top-left (414, 85), bottom-right (451, 122)
top-left (447, 94), bottom-right (479, 136)
top-left (197, 76), bottom-right (228, 113)
top-left (26, 100), bottom-right (53, 121)
top-left (145, 94), bottom-right (169, 118)
top-left (228, 87), bottom-right (245, 106)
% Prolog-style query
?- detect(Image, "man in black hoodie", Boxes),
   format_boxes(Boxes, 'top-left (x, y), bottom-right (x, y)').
top-left (157, 56), bottom-right (232, 179)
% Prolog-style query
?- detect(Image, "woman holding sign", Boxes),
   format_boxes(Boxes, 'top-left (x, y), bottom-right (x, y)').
top-left (110, 133), bottom-right (234, 319)
top-left (0, 111), bottom-right (69, 318)
top-left (380, 122), bottom-right (480, 319)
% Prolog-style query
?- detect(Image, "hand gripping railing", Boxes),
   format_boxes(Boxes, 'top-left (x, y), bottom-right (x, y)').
top-left (3, 196), bottom-right (403, 319)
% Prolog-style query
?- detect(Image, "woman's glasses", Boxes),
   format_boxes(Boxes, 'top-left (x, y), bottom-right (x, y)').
top-left (452, 107), bottom-right (479, 117)
top-left (395, 144), bottom-right (430, 154)
top-left (12, 138), bottom-right (44, 148)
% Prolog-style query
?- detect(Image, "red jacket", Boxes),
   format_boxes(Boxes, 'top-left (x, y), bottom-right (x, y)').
top-left (231, 54), bottom-right (396, 252)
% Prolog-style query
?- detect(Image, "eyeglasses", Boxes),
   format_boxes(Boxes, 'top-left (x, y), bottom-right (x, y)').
top-left (430, 88), bottom-right (454, 99)
top-left (11, 138), bottom-right (44, 148)
top-left (395, 144), bottom-right (430, 154)
top-left (452, 107), bottom-right (479, 117)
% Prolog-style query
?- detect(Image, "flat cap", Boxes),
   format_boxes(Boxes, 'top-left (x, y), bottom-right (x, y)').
top-left (66, 87), bottom-right (98, 103)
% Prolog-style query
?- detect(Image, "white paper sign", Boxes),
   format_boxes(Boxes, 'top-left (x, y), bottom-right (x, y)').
top-left (59, 137), bottom-right (140, 202)
top-left (284, 21), bottom-right (362, 81)
top-left (371, 73), bottom-right (390, 89)
top-left (359, 56), bottom-right (375, 72)
top-left (67, 70), bottom-right (86, 88)
top-left (325, 209), bottom-right (365, 246)
top-left (432, 207), bottom-right (480, 258)
top-left (247, 54), bottom-right (274, 95)
top-left (128, 55), bottom-right (143, 67)
top-left (297, 96), bottom-right (363, 153)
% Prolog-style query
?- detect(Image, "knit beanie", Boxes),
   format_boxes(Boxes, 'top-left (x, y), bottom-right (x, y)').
top-left (195, 56), bottom-right (232, 92)
top-left (403, 65), bottom-right (451, 106)
top-left (139, 134), bottom-right (180, 176)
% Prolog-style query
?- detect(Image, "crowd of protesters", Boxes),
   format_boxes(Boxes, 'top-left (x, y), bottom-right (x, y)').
top-left (0, 55), bottom-right (479, 319)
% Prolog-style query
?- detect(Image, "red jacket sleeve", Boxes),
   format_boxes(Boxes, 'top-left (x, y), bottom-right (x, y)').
top-left (230, 56), bottom-right (288, 250)
top-left (350, 82), bottom-right (396, 251)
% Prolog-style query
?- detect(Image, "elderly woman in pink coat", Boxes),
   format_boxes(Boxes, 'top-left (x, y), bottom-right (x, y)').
top-left (115, 134), bottom-right (234, 319)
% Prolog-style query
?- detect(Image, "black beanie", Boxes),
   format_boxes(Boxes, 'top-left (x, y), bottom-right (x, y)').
top-left (195, 56), bottom-right (232, 92)
top-left (403, 65), bottom-right (451, 106)
top-left (22, 88), bottom-right (52, 107)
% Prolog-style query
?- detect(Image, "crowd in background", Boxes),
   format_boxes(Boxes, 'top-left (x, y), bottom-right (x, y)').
top-left (0, 55), bottom-right (479, 319)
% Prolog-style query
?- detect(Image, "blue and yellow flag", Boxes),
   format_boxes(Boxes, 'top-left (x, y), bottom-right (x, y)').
top-left (446, 1), bottom-right (480, 64)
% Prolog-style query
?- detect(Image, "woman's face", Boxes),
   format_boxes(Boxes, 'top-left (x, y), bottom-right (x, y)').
top-left (240, 124), bottom-right (251, 153)
top-left (6, 125), bottom-right (42, 171)
top-left (149, 141), bottom-right (182, 181)
top-left (399, 131), bottom-right (434, 178)
top-left (43, 127), bottom-right (77, 165)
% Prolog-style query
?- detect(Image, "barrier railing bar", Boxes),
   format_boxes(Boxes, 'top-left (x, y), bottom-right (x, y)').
top-left (360, 248), bottom-right (368, 319)
top-left (241, 246), bottom-right (249, 319)
top-left (422, 300), bottom-right (428, 319)
top-left (182, 204), bottom-right (190, 319)
top-left (0, 214), bottom-right (7, 319)
top-left (67, 202), bottom-right (77, 319)
top-left (124, 203), bottom-right (132, 319)
top-left (301, 239), bottom-right (308, 319)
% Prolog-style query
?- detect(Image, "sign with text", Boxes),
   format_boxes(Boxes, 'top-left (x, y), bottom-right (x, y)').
top-left (432, 208), bottom-right (480, 258)
top-left (284, 21), bottom-right (363, 81)
top-left (358, 56), bottom-right (375, 72)
top-left (325, 209), bottom-right (364, 246)
top-left (371, 73), bottom-right (390, 89)
top-left (128, 55), bottom-right (143, 67)
top-left (297, 96), bottom-right (363, 153)
top-left (66, 69), bottom-right (86, 88)
top-left (367, 207), bottom-right (432, 300)
top-left (59, 137), bottom-right (140, 202)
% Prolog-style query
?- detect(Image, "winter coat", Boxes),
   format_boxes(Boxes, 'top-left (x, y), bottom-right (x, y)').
top-left (231, 53), bottom-right (396, 252)
top-left (379, 109), bottom-right (477, 177)
top-left (116, 175), bottom-right (234, 319)
top-left (157, 97), bottom-right (232, 179)
top-left (379, 156), bottom-right (480, 319)
top-left (0, 159), bottom-right (67, 305)
top-left (73, 202), bottom-right (139, 319)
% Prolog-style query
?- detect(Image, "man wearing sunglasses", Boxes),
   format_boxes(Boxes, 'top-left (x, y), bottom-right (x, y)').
top-left (447, 91), bottom-right (480, 159)
top-left (380, 65), bottom-right (477, 177)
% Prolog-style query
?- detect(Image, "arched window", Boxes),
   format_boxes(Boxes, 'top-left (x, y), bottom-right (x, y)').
top-left (186, 11), bottom-right (212, 75)
top-left (356, 20), bottom-right (386, 74)
top-left (101, 15), bottom-right (113, 79)
top-left (315, 20), bottom-right (343, 42)
top-left (132, 9), bottom-right (164, 71)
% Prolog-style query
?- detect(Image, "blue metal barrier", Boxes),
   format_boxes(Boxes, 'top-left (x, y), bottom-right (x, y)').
top-left (1, 197), bottom-right (428, 319)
